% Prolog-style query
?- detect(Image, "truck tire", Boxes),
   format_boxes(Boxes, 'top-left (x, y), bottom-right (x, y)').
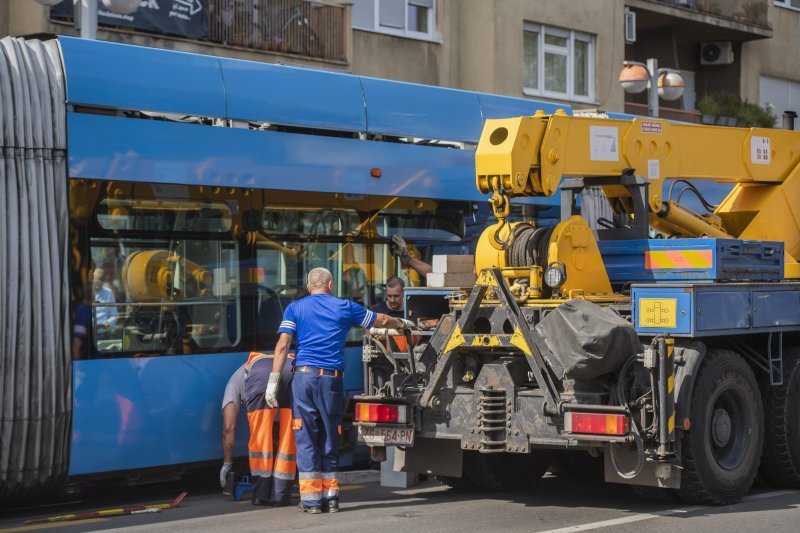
top-left (677, 348), bottom-right (763, 505)
top-left (464, 451), bottom-right (552, 491)
top-left (760, 349), bottom-right (800, 488)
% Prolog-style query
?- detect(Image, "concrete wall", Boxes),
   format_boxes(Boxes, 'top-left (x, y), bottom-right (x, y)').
top-left (351, 0), bottom-right (626, 111)
top-left (741, 3), bottom-right (800, 104)
top-left (0, 0), bottom-right (9, 38)
top-left (5, 0), bottom-right (50, 37)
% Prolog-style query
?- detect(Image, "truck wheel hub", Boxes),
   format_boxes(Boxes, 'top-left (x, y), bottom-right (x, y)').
top-left (711, 408), bottom-right (732, 448)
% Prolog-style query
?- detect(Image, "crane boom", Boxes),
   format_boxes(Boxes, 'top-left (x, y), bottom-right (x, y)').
top-left (475, 110), bottom-right (800, 278)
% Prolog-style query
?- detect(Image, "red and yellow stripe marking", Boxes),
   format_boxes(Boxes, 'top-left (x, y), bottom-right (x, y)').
top-left (645, 249), bottom-right (712, 270)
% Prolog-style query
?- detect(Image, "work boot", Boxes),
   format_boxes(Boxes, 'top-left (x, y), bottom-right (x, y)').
top-left (298, 503), bottom-right (322, 514)
top-left (324, 500), bottom-right (340, 513)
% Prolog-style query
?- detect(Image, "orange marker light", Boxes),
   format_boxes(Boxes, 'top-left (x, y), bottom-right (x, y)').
top-left (354, 403), bottom-right (407, 423)
top-left (370, 168), bottom-right (382, 178)
top-left (565, 412), bottom-right (629, 436)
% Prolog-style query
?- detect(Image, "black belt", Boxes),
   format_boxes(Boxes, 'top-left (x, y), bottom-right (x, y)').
top-left (295, 365), bottom-right (341, 377)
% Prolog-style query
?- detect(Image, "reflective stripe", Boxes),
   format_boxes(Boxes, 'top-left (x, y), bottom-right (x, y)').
top-left (300, 491), bottom-right (322, 501)
top-left (249, 451), bottom-right (274, 459)
top-left (279, 321), bottom-right (296, 331)
top-left (321, 472), bottom-right (338, 479)
top-left (360, 310), bottom-right (375, 328)
top-left (274, 470), bottom-right (296, 480)
top-left (251, 469), bottom-right (273, 477)
top-left (276, 452), bottom-right (296, 461)
top-left (299, 471), bottom-right (322, 480)
top-left (323, 488), bottom-right (339, 498)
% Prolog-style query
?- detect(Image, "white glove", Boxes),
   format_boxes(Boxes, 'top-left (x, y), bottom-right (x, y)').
top-left (219, 462), bottom-right (233, 488)
top-left (391, 235), bottom-right (411, 264)
top-left (264, 372), bottom-right (281, 409)
top-left (400, 318), bottom-right (416, 331)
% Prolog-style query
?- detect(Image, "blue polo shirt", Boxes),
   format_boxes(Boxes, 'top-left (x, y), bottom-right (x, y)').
top-left (277, 294), bottom-right (376, 371)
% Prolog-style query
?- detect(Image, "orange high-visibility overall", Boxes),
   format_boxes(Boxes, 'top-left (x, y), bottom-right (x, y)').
top-left (244, 352), bottom-right (296, 504)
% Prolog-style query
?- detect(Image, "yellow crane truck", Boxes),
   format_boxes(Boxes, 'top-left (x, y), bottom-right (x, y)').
top-left (354, 110), bottom-right (800, 504)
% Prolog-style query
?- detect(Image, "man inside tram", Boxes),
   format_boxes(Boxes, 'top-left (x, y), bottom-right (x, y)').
top-left (92, 267), bottom-right (117, 337)
top-left (369, 276), bottom-right (406, 319)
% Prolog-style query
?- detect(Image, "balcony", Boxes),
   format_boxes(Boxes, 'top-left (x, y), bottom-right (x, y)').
top-left (208, 0), bottom-right (348, 61)
top-left (50, 0), bottom-right (349, 63)
top-left (627, 0), bottom-right (773, 41)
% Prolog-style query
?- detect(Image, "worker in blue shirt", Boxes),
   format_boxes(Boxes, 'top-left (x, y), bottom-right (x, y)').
top-left (265, 267), bottom-right (411, 514)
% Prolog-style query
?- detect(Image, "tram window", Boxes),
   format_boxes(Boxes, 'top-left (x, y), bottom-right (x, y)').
top-left (255, 240), bottom-right (372, 347)
top-left (260, 207), bottom-right (364, 238)
top-left (97, 198), bottom-right (233, 233)
top-left (374, 199), bottom-right (466, 242)
top-left (88, 240), bottom-right (241, 356)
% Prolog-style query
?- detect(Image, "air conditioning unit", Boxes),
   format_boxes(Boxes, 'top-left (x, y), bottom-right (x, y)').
top-left (700, 42), bottom-right (734, 65)
top-left (624, 8), bottom-right (636, 44)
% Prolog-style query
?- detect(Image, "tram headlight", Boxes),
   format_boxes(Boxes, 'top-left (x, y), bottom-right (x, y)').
top-left (543, 262), bottom-right (567, 291)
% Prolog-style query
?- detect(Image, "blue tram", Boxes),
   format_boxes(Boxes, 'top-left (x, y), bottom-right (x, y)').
top-left (0, 35), bottom-right (568, 502)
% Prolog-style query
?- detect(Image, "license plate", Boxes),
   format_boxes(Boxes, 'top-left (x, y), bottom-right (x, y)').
top-left (358, 426), bottom-right (414, 446)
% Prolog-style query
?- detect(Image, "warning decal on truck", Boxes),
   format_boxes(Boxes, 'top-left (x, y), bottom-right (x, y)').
top-left (639, 298), bottom-right (678, 329)
top-left (590, 126), bottom-right (619, 161)
top-left (751, 136), bottom-right (771, 165)
top-left (641, 121), bottom-right (662, 134)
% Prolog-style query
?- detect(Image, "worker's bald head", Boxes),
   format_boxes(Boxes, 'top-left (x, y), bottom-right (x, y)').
top-left (307, 267), bottom-right (334, 294)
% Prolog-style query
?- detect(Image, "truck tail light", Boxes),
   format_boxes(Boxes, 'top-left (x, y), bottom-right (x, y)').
top-left (565, 412), bottom-right (629, 436)
top-left (355, 403), bottom-right (407, 424)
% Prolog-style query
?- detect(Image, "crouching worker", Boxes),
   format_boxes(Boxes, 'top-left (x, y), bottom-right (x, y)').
top-left (245, 351), bottom-right (296, 506)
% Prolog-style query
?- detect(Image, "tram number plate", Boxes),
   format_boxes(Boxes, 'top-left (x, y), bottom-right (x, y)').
top-left (358, 426), bottom-right (414, 446)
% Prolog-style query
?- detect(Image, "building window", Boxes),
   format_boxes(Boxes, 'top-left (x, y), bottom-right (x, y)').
top-left (775, 0), bottom-right (800, 12)
top-left (351, 0), bottom-right (437, 41)
top-left (523, 22), bottom-right (595, 103)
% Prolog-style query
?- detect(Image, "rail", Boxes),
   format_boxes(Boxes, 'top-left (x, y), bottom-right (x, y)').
top-left (207, 0), bottom-right (348, 61)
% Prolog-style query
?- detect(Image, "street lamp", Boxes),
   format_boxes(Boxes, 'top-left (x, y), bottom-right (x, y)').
top-left (618, 58), bottom-right (685, 118)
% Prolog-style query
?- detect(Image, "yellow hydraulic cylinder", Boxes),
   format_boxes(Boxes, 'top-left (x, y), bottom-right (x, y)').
top-left (651, 201), bottom-right (731, 239)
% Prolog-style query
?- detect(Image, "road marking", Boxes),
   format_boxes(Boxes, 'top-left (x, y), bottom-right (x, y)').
top-left (537, 490), bottom-right (796, 533)
top-left (0, 518), bottom-right (108, 533)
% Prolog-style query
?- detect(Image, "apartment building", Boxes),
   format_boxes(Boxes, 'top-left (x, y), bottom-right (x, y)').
top-left (0, 0), bottom-right (795, 120)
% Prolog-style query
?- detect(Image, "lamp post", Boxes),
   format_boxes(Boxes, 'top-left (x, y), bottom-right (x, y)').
top-left (619, 58), bottom-right (685, 118)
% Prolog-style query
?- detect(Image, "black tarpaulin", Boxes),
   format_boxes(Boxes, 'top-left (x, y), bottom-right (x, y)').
top-left (535, 299), bottom-right (641, 382)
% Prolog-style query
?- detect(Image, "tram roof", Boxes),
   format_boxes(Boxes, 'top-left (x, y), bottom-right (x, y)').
top-left (58, 36), bottom-right (571, 145)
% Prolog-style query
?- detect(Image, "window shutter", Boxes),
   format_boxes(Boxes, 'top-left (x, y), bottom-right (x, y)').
top-left (379, 0), bottom-right (406, 29)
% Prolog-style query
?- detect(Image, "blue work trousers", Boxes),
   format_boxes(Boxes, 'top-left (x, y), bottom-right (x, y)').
top-left (292, 370), bottom-right (343, 508)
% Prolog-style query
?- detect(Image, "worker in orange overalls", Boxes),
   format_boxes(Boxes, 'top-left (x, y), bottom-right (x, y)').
top-left (244, 352), bottom-right (296, 506)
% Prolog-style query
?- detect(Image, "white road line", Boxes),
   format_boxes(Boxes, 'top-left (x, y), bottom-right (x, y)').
top-left (536, 490), bottom-right (797, 533)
